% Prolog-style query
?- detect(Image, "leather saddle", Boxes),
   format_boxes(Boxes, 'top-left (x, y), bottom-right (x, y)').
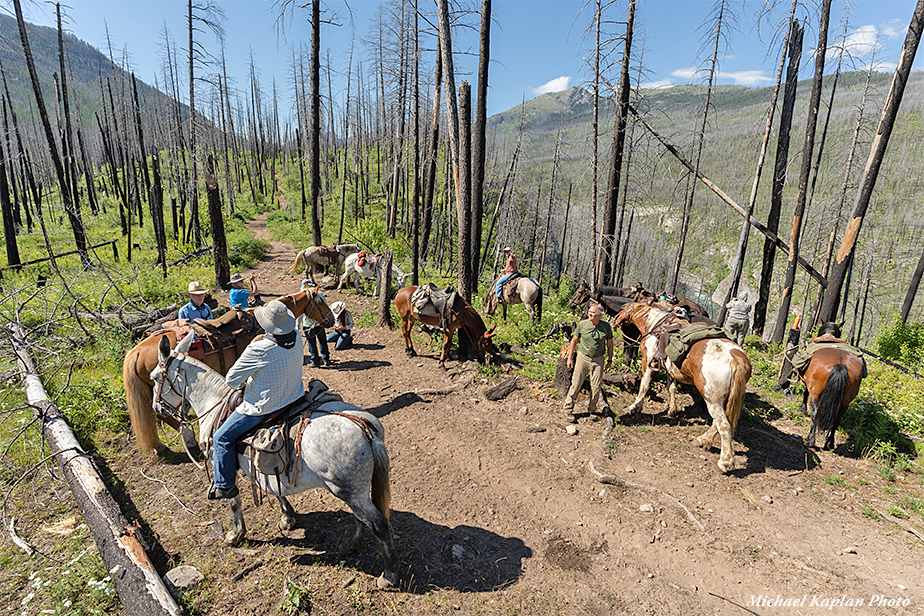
top-left (154, 310), bottom-right (260, 371)
top-left (411, 283), bottom-right (457, 327)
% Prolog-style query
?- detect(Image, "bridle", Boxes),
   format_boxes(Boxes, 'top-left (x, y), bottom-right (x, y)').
top-left (153, 352), bottom-right (189, 419)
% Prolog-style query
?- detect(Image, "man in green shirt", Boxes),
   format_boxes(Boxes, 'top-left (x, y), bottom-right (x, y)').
top-left (563, 303), bottom-right (614, 423)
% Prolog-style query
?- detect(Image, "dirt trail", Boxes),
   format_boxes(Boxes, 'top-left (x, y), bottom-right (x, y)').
top-left (112, 214), bottom-right (923, 615)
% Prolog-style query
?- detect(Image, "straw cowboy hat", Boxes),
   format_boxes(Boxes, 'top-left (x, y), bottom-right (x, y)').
top-left (503, 246), bottom-right (512, 252)
top-left (229, 273), bottom-right (245, 284)
top-left (256, 300), bottom-right (296, 335)
top-left (330, 301), bottom-right (347, 316)
top-left (187, 281), bottom-right (207, 295)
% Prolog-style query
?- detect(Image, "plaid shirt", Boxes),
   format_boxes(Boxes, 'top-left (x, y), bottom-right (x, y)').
top-left (225, 332), bottom-right (304, 416)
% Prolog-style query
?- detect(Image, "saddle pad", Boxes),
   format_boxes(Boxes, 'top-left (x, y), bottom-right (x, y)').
top-left (792, 341), bottom-right (867, 377)
top-left (666, 324), bottom-right (728, 364)
top-left (501, 275), bottom-right (523, 303)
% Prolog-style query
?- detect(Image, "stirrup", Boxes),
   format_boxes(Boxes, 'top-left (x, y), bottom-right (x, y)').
top-left (207, 485), bottom-right (239, 500)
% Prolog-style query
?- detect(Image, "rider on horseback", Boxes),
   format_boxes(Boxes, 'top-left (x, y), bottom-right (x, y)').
top-left (208, 301), bottom-right (305, 500)
top-left (495, 247), bottom-right (518, 299)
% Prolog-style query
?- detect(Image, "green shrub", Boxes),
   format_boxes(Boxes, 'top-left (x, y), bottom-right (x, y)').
top-left (875, 316), bottom-right (924, 370)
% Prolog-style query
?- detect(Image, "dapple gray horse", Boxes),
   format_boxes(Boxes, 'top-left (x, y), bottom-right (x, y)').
top-left (150, 333), bottom-right (399, 588)
top-left (483, 276), bottom-right (543, 324)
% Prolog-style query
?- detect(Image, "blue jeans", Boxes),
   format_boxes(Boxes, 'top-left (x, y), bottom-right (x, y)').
top-left (327, 329), bottom-right (353, 351)
top-left (496, 274), bottom-right (515, 298)
top-left (304, 326), bottom-right (330, 365)
top-left (212, 410), bottom-right (264, 490)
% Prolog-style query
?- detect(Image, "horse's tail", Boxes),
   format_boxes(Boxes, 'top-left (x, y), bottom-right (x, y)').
top-left (817, 363), bottom-right (850, 432)
top-left (725, 351), bottom-right (750, 437)
top-left (123, 349), bottom-right (162, 453)
top-left (370, 436), bottom-right (391, 524)
top-left (287, 250), bottom-right (305, 274)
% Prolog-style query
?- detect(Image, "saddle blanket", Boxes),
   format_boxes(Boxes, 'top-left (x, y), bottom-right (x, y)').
top-left (792, 340), bottom-right (867, 378)
top-left (411, 283), bottom-right (456, 325)
top-left (665, 324), bottom-right (729, 364)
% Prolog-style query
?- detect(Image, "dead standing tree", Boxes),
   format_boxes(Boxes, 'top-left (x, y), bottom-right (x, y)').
top-left (771, 0), bottom-right (832, 344)
top-left (819, 0), bottom-right (924, 324)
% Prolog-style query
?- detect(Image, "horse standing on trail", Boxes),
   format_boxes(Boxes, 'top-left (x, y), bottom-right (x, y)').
top-left (483, 276), bottom-right (543, 324)
top-left (789, 322), bottom-right (866, 450)
top-left (287, 244), bottom-right (360, 285)
top-left (150, 334), bottom-right (399, 588)
top-left (615, 302), bottom-right (751, 473)
top-left (394, 286), bottom-right (497, 364)
top-left (337, 252), bottom-right (409, 296)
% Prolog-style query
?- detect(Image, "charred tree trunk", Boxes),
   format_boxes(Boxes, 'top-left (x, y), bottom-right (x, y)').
top-left (754, 21), bottom-right (803, 337)
top-left (377, 249), bottom-right (394, 328)
top-left (309, 0), bottom-right (323, 245)
top-left (596, 0), bottom-right (635, 285)
top-left (420, 42), bottom-right (442, 262)
top-left (819, 0), bottom-right (924, 324)
top-left (457, 82), bottom-right (473, 301)
top-left (772, 0), bottom-right (830, 344)
top-left (471, 0), bottom-right (492, 280)
top-left (206, 155), bottom-right (231, 288)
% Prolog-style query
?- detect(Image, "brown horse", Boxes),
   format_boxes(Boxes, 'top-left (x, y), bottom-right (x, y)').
top-left (797, 323), bottom-right (865, 450)
top-left (394, 286), bottom-right (496, 364)
top-left (123, 289), bottom-right (332, 453)
top-left (615, 302), bottom-right (751, 473)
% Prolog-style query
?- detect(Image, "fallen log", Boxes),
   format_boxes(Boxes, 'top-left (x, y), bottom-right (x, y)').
top-left (484, 375), bottom-right (519, 400)
top-left (167, 245), bottom-right (212, 266)
top-left (8, 324), bottom-right (182, 616)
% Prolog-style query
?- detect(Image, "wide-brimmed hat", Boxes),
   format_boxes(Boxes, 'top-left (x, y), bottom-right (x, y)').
top-left (330, 301), bottom-right (347, 316)
top-left (229, 273), bottom-right (245, 284)
top-left (503, 246), bottom-right (512, 252)
top-left (187, 281), bottom-right (207, 295)
top-left (256, 300), bottom-right (296, 335)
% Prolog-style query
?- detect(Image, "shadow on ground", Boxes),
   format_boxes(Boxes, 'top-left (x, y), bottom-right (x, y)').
top-left (269, 510), bottom-right (531, 593)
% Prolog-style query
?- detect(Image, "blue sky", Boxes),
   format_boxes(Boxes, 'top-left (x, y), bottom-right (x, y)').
top-left (19, 0), bottom-right (921, 120)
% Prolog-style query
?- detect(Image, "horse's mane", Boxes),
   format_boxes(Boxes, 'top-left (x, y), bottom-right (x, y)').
top-left (174, 354), bottom-right (231, 395)
top-left (617, 302), bottom-right (671, 332)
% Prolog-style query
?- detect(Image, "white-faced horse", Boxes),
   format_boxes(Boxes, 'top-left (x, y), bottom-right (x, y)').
top-left (615, 303), bottom-right (752, 473)
top-left (287, 244), bottom-right (360, 285)
top-left (483, 276), bottom-right (543, 324)
top-left (337, 252), bottom-right (409, 296)
top-left (150, 333), bottom-right (399, 588)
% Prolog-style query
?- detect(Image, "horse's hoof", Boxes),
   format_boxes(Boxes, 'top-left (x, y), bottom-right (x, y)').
top-left (377, 572), bottom-right (397, 590)
top-left (717, 459), bottom-right (734, 474)
top-left (225, 531), bottom-right (245, 546)
top-left (278, 517), bottom-right (297, 532)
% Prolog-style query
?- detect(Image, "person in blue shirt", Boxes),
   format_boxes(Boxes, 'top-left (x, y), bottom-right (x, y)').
top-left (229, 273), bottom-right (260, 309)
top-left (178, 281), bottom-right (213, 322)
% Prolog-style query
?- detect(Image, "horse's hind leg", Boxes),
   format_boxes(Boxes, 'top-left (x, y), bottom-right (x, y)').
top-left (348, 499), bottom-right (399, 589)
top-left (701, 398), bottom-right (734, 473)
top-left (276, 495), bottom-right (297, 532)
top-left (804, 395), bottom-right (820, 448)
top-left (225, 495), bottom-right (247, 545)
top-left (665, 378), bottom-right (682, 418)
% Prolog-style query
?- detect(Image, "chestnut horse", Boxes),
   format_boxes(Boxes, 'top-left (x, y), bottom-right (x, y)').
top-left (615, 303), bottom-right (751, 473)
top-left (394, 286), bottom-right (496, 364)
top-left (797, 323), bottom-right (866, 450)
top-left (123, 289), bottom-right (332, 453)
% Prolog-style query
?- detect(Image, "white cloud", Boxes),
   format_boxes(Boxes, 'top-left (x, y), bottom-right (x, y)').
top-left (861, 60), bottom-right (898, 73)
top-left (640, 79), bottom-right (674, 90)
top-left (671, 67), bottom-right (701, 80)
top-left (530, 76), bottom-right (571, 95)
top-left (670, 67), bottom-right (770, 86)
top-left (716, 70), bottom-right (772, 86)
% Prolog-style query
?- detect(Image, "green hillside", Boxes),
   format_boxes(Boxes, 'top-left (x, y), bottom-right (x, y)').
top-left (0, 14), bottom-right (181, 131)
top-left (486, 72), bottom-right (924, 341)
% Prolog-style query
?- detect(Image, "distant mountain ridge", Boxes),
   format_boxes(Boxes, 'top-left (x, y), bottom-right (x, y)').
top-left (0, 13), bottom-right (180, 132)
